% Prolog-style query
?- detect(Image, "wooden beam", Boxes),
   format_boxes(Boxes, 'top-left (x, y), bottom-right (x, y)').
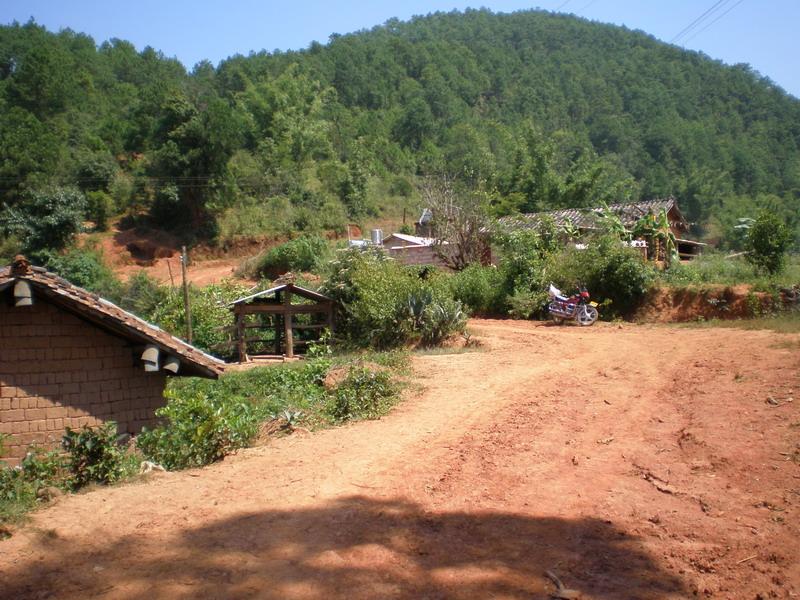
top-left (236, 303), bottom-right (333, 314)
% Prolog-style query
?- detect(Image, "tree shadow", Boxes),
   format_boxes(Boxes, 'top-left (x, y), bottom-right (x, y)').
top-left (3, 495), bottom-right (687, 599)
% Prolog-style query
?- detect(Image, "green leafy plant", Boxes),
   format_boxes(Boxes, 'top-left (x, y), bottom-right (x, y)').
top-left (0, 186), bottom-right (87, 254)
top-left (746, 210), bottom-right (792, 275)
top-left (136, 389), bottom-right (260, 470)
top-left (328, 366), bottom-right (399, 422)
top-left (61, 423), bottom-right (127, 489)
top-left (255, 235), bottom-right (331, 279)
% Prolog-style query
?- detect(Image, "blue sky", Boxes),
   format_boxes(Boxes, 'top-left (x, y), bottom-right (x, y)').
top-left (2, 1), bottom-right (799, 98)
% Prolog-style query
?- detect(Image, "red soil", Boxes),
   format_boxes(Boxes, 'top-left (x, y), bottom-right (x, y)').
top-left (1, 320), bottom-right (799, 598)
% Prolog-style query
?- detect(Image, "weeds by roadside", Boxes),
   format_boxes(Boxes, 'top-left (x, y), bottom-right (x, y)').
top-left (1, 351), bottom-right (407, 531)
top-left (671, 311), bottom-right (800, 334)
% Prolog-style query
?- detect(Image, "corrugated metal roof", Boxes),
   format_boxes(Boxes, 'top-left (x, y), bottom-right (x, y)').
top-left (0, 258), bottom-right (224, 378)
top-left (383, 233), bottom-right (436, 247)
top-left (228, 283), bottom-right (332, 306)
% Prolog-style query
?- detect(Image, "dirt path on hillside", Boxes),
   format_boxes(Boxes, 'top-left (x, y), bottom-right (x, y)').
top-left (2, 320), bottom-right (799, 599)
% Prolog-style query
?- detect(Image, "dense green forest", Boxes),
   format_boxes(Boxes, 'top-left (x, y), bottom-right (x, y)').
top-left (1, 9), bottom-right (798, 255)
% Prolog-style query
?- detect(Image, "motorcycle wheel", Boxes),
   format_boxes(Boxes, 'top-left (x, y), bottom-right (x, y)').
top-left (577, 305), bottom-right (598, 326)
top-left (551, 316), bottom-right (563, 325)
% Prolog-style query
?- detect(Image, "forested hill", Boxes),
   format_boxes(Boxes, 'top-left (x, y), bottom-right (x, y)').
top-left (1, 9), bottom-right (798, 249)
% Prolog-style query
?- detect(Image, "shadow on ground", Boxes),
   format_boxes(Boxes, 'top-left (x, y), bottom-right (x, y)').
top-left (3, 495), bottom-right (687, 599)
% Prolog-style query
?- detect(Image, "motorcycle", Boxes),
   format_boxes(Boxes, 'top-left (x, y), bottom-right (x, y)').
top-left (547, 284), bottom-right (599, 326)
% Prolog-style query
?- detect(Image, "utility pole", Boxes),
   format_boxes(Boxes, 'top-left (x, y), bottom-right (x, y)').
top-left (181, 246), bottom-right (193, 344)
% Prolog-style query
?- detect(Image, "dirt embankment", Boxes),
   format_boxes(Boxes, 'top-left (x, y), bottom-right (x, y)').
top-left (1, 320), bottom-right (798, 599)
top-left (635, 285), bottom-right (776, 322)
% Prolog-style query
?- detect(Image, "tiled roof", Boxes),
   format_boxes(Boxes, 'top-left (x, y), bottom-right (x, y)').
top-left (499, 198), bottom-right (686, 231)
top-left (0, 258), bottom-right (223, 378)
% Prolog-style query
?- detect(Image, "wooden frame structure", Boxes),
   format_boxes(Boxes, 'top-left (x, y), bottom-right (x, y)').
top-left (229, 283), bottom-right (335, 361)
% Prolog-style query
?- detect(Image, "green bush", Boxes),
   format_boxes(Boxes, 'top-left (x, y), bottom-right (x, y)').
top-left (747, 210), bottom-right (792, 275)
top-left (322, 247), bottom-right (466, 348)
top-left (85, 190), bottom-right (114, 231)
top-left (44, 246), bottom-right (122, 300)
top-left (61, 423), bottom-right (128, 489)
top-left (0, 186), bottom-right (87, 254)
top-left (328, 366), bottom-right (399, 422)
top-left (148, 281), bottom-right (250, 357)
top-left (547, 235), bottom-right (655, 317)
top-left (449, 264), bottom-right (506, 315)
top-left (256, 235), bottom-right (331, 278)
top-left (0, 446), bottom-right (65, 525)
top-left (137, 389), bottom-right (260, 470)
top-left (137, 360), bottom-right (331, 469)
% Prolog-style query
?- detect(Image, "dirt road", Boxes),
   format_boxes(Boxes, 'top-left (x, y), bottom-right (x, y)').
top-left (2, 320), bottom-right (799, 599)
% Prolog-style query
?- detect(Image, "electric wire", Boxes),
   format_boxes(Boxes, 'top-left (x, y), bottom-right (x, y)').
top-left (670, 0), bottom-right (730, 44)
top-left (555, 0), bottom-right (572, 11)
top-left (683, 0), bottom-right (747, 44)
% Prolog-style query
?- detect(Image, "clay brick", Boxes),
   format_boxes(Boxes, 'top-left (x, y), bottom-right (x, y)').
top-left (12, 421), bottom-right (29, 434)
top-left (24, 408), bottom-right (46, 420)
top-left (45, 406), bottom-right (67, 420)
top-left (3, 409), bottom-right (24, 422)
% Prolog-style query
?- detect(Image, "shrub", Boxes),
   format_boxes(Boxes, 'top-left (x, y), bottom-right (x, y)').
top-left (61, 423), bottom-right (128, 489)
top-left (450, 264), bottom-right (506, 315)
top-left (1, 446), bottom-right (65, 525)
top-left (85, 190), bottom-right (114, 231)
top-left (148, 281), bottom-right (250, 357)
top-left (547, 235), bottom-right (655, 317)
top-left (328, 366), bottom-right (399, 422)
top-left (0, 186), bottom-right (86, 254)
top-left (137, 388), bottom-right (260, 470)
top-left (44, 246), bottom-right (122, 300)
top-left (747, 210), bottom-right (792, 274)
top-left (322, 247), bottom-right (466, 348)
top-left (137, 360), bottom-right (331, 469)
top-left (119, 270), bottom-right (171, 318)
top-left (256, 235), bottom-right (330, 278)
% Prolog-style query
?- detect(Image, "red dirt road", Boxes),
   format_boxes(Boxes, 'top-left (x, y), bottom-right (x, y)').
top-left (1, 320), bottom-right (799, 599)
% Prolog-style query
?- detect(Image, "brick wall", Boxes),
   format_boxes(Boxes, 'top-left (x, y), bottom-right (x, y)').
top-left (0, 299), bottom-right (167, 465)
top-left (386, 245), bottom-right (452, 269)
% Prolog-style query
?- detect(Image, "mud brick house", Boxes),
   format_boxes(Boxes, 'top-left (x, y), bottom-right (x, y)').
top-left (0, 256), bottom-right (223, 465)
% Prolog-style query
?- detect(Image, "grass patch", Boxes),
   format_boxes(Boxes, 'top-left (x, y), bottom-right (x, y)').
top-left (671, 312), bottom-right (800, 333)
top-left (2, 354), bottom-right (406, 528)
top-left (659, 253), bottom-right (800, 290)
top-left (137, 354), bottom-right (405, 470)
top-left (413, 345), bottom-right (483, 357)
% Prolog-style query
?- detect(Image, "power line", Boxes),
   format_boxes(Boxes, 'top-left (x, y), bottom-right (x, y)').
top-left (670, 0), bottom-right (730, 44)
top-left (684, 0), bottom-right (747, 44)
top-left (555, 0), bottom-right (573, 11)
top-left (577, 0), bottom-right (600, 14)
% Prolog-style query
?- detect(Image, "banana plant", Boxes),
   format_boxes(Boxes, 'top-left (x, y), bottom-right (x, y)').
top-left (594, 201), bottom-right (631, 241)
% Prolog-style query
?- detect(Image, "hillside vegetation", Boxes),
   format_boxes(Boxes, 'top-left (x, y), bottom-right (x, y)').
top-left (0, 9), bottom-right (799, 253)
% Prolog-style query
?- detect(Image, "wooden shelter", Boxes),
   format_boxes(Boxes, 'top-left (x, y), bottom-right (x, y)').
top-left (229, 283), bottom-right (335, 361)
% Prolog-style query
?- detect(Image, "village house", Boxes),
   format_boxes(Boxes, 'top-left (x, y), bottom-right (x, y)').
top-left (380, 232), bottom-right (453, 269)
top-left (500, 198), bottom-right (707, 260)
top-left (0, 256), bottom-right (224, 465)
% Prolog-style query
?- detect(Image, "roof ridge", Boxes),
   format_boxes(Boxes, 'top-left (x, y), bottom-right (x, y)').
top-left (1, 264), bottom-right (224, 377)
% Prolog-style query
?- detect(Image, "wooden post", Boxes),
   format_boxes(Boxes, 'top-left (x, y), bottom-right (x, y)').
top-left (274, 314), bottom-right (282, 355)
top-left (283, 287), bottom-right (293, 358)
top-left (181, 246), bottom-right (193, 343)
top-left (236, 309), bottom-right (246, 362)
top-left (327, 305), bottom-right (335, 336)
